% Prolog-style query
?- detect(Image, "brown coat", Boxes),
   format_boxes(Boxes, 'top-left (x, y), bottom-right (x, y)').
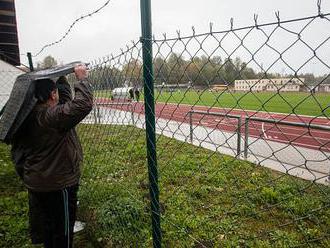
top-left (11, 80), bottom-right (93, 191)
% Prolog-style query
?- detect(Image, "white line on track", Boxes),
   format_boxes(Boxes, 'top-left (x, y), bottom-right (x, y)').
top-left (262, 122), bottom-right (268, 139)
top-left (253, 121), bottom-right (330, 137)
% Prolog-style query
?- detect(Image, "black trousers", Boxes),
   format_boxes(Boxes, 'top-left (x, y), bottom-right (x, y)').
top-left (28, 185), bottom-right (78, 248)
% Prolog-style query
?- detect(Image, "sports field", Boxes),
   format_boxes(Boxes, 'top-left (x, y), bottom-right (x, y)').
top-left (95, 90), bottom-right (330, 117)
top-left (154, 90), bottom-right (330, 117)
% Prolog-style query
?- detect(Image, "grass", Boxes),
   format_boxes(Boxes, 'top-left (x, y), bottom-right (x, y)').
top-left (0, 144), bottom-right (98, 248)
top-left (95, 89), bottom-right (330, 117)
top-left (77, 124), bottom-right (330, 247)
top-left (1, 124), bottom-right (330, 247)
top-left (154, 90), bottom-right (330, 117)
top-left (0, 147), bottom-right (31, 248)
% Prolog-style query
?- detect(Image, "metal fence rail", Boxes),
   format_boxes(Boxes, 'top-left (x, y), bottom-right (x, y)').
top-left (244, 117), bottom-right (330, 158)
top-left (93, 102), bottom-right (135, 124)
top-left (188, 110), bottom-right (242, 156)
top-left (244, 116), bottom-right (330, 177)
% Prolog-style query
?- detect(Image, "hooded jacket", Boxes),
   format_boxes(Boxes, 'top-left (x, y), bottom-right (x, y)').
top-left (11, 79), bottom-right (93, 191)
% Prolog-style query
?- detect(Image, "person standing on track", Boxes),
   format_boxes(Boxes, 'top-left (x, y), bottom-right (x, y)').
top-left (129, 88), bottom-right (134, 101)
top-left (134, 87), bottom-right (140, 102)
top-left (11, 64), bottom-right (93, 248)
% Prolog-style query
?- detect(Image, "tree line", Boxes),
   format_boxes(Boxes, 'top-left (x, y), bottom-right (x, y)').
top-left (37, 54), bottom-right (330, 89)
top-left (121, 53), bottom-right (330, 87)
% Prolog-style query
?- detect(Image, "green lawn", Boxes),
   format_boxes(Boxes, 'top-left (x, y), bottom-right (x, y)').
top-left (94, 89), bottom-right (330, 117)
top-left (0, 147), bottom-right (31, 247)
top-left (77, 124), bottom-right (330, 247)
top-left (1, 124), bottom-right (330, 247)
top-left (0, 144), bottom-right (98, 248)
top-left (155, 91), bottom-right (330, 117)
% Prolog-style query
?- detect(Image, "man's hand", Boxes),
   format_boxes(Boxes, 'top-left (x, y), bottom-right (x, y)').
top-left (74, 64), bottom-right (88, 81)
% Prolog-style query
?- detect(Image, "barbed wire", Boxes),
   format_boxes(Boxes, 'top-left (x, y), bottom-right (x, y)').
top-left (149, 12), bottom-right (330, 42)
top-left (32, 0), bottom-right (112, 57)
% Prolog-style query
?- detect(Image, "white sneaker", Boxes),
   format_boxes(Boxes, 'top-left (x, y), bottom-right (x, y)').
top-left (73, 221), bottom-right (86, 233)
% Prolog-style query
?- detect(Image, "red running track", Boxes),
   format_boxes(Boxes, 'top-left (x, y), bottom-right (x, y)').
top-left (96, 98), bottom-right (330, 152)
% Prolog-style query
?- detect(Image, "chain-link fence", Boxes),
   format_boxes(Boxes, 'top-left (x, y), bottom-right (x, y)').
top-left (70, 10), bottom-right (330, 247)
top-left (1, 5), bottom-right (330, 248)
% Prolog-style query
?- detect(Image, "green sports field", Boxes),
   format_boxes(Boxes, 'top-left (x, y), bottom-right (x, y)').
top-left (95, 90), bottom-right (330, 117)
top-left (156, 91), bottom-right (330, 116)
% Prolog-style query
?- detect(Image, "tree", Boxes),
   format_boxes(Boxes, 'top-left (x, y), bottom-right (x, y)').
top-left (223, 58), bottom-right (237, 84)
top-left (167, 53), bottom-right (188, 84)
top-left (37, 55), bottom-right (58, 69)
top-left (240, 62), bottom-right (257, 80)
top-left (210, 56), bottom-right (222, 66)
top-left (89, 65), bottom-right (122, 90)
top-left (154, 56), bottom-right (168, 84)
top-left (122, 59), bottom-right (142, 86)
top-left (299, 73), bottom-right (315, 85)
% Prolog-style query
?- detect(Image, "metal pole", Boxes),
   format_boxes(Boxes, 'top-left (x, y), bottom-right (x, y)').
top-left (237, 117), bottom-right (242, 158)
top-left (244, 118), bottom-right (249, 159)
top-left (131, 103), bottom-right (135, 125)
top-left (189, 111), bottom-right (193, 143)
top-left (140, 0), bottom-right (161, 247)
top-left (27, 52), bottom-right (34, 71)
top-left (93, 104), bottom-right (98, 124)
top-left (97, 106), bottom-right (101, 124)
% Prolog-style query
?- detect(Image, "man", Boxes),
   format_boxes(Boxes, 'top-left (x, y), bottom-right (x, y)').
top-left (134, 87), bottom-right (140, 102)
top-left (11, 64), bottom-right (93, 248)
top-left (129, 87), bottom-right (134, 101)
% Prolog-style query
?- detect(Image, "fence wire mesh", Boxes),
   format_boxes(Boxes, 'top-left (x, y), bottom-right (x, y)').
top-left (1, 10), bottom-right (330, 248)
top-left (71, 12), bottom-right (330, 247)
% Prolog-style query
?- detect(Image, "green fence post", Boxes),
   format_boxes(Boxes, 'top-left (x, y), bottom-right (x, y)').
top-left (244, 118), bottom-right (249, 159)
top-left (189, 111), bottom-right (193, 143)
top-left (140, 0), bottom-right (161, 247)
top-left (27, 52), bottom-right (34, 71)
top-left (237, 117), bottom-right (242, 157)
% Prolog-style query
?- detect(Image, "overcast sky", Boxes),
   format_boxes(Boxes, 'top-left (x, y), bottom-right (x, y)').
top-left (15, 0), bottom-right (330, 74)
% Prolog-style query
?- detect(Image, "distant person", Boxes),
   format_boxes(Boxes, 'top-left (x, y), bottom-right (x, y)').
top-left (134, 88), bottom-right (140, 102)
top-left (11, 64), bottom-right (93, 248)
top-left (129, 88), bottom-right (134, 101)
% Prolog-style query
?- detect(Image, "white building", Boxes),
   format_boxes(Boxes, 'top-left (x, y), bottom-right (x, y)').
top-left (318, 84), bottom-right (330, 92)
top-left (234, 78), bottom-right (304, 92)
top-left (0, 59), bottom-right (25, 109)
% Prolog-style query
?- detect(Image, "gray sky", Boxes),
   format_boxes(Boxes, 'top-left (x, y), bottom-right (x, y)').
top-left (15, 0), bottom-right (330, 75)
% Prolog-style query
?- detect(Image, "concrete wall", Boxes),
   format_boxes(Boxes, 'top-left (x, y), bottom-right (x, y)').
top-left (0, 60), bottom-right (24, 109)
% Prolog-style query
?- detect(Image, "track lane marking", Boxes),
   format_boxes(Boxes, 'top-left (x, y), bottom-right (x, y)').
top-left (262, 122), bottom-right (268, 139)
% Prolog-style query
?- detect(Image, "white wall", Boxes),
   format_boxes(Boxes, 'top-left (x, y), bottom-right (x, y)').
top-left (0, 60), bottom-right (24, 109)
top-left (234, 78), bottom-right (304, 92)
